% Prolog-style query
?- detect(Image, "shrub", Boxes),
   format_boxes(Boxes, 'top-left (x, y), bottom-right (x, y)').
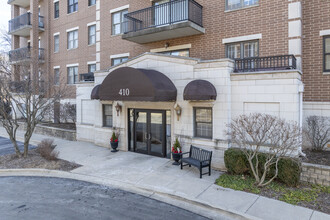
top-left (224, 148), bottom-right (249, 174)
top-left (304, 115), bottom-right (330, 151)
top-left (224, 148), bottom-right (301, 186)
top-left (37, 139), bottom-right (58, 161)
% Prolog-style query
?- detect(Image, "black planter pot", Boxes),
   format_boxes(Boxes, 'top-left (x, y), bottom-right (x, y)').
top-left (172, 152), bottom-right (181, 165)
top-left (110, 141), bottom-right (119, 152)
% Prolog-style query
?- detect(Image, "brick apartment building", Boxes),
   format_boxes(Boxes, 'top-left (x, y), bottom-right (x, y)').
top-left (7, 0), bottom-right (330, 169)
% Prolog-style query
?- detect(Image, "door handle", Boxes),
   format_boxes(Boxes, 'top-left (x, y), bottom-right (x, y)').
top-left (149, 134), bottom-right (152, 140)
top-left (145, 133), bottom-right (148, 140)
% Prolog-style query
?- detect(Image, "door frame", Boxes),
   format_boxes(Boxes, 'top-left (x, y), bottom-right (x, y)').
top-left (128, 108), bottom-right (167, 158)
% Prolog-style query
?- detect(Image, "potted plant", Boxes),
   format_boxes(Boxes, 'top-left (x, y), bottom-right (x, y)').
top-left (110, 130), bottom-right (119, 152)
top-left (172, 138), bottom-right (182, 165)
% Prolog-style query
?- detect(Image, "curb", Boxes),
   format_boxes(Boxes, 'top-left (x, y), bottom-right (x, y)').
top-left (0, 169), bottom-right (260, 220)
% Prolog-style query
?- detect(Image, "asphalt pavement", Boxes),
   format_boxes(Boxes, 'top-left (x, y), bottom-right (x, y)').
top-left (0, 176), bottom-right (210, 220)
top-left (0, 136), bottom-right (35, 155)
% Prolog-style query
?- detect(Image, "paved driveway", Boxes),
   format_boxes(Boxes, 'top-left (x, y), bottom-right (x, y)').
top-left (0, 137), bottom-right (35, 155)
top-left (0, 176), bottom-right (209, 220)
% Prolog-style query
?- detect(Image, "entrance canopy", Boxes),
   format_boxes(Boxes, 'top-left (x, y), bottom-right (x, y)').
top-left (91, 85), bottom-right (100, 100)
top-left (183, 80), bottom-right (217, 101)
top-left (98, 67), bottom-right (177, 102)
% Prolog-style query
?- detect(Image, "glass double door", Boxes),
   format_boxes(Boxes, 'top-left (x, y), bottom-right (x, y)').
top-left (129, 109), bottom-right (166, 157)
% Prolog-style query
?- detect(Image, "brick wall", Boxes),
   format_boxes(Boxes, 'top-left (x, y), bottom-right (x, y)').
top-left (301, 163), bottom-right (330, 186)
top-left (302, 0), bottom-right (330, 102)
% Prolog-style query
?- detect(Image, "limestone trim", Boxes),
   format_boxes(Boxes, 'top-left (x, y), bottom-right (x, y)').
top-left (222, 34), bottom-right (262, 44)
top-left (150, 44), bottom-right (192, 53)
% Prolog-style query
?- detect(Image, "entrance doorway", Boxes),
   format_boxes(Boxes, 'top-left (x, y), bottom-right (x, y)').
top-left (128, 109), bottom-right (171, 158)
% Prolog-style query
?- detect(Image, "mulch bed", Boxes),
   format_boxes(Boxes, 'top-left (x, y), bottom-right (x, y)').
top-left (40, 123), bottom-right (76, 130)
top-left (302, 150), bottom-right (330, 166)
top-left (0, 149), bottom-right (80, 171)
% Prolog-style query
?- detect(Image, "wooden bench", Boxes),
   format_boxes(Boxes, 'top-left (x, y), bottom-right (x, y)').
top-left (180, 145), bottom-right (212, 178)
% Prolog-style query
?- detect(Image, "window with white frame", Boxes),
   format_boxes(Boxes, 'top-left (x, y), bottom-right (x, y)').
top-left (103, 104), bottom-right (113, 127)
top-left (68, 0), bottom-right (78, 14)
top-left (88, 64), bottom-right (96, 73)
top-left (67, 66), bottom-right (78, 84)
top-left (54, 34), bottom-right (59, 53)
top-left (324, 36), bottom-right (330, 72)
top-left (112, 9), bottom-right (128, 35)
top-left (226, 41), bottom-right (259, 59)
top-left (54, 68), bottom-right (60, 85)
top-left (54, 1), bottom-right (59, 18)
top-left (194, 107), bottom-right (212, 139)
top-left (67, 30), bottom-right (78, 49)
top-left (226, 0), bottom-right (259, 11)
top-left (88, 25), bottom-right (96, 45)
top-left (111, 57), bottom-right (128, 66)
top-left (161, 49), bottom-right (190, 57)
top-left (88, 0), bottom-right (96, 6)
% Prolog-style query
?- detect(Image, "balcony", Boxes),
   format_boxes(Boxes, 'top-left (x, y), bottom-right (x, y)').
top-left (234, 55), bottom-right (297, 73)
top-left (8, 12), bottom-right (44, 37)
top-left (9, 47), bottom-right (45, 64)
top-left (80, 73), bottom-right (95, 82)
top-left (122, 0), bottom-right (205, 44)
top-left (7, 0), bottom-right (30, 8)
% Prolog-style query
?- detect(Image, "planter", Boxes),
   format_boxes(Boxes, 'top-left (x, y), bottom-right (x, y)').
top-left (172, 152), bottom-right (181, 165)
top-left (110, 141), bottom-right (119, 152)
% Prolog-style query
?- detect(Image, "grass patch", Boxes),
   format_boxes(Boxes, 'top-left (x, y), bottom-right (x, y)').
top-left (216, 174), bottom-right (330, 207)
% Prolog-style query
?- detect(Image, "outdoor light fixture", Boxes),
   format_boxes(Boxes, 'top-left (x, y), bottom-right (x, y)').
top-left (165, 42), bottom-right (169, 49)
top-left (174, 104), bottom-right (182, 121)
top-left (115, 102), bottom-right (122, 116)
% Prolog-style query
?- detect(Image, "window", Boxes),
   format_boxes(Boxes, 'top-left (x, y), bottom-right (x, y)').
top-left (88, 0), bottom-right (96, 6)
top-left (111, 57), bottom-right (128, 66)
top-left (112, 10), bottom-right (128, 35)
top-left (162, 49), bottom-right (190, 57)
top-left (194, 107), bottom-right (212, 139)
top-left (67, 30), bottom-right (78, 49)
top-left (54, 2), bottom-right (59, 18)
top-left (68, 0), bottom-right (78, 14)
top-left (103, 104), bottom-right (113, 127)
top-left (54, 35), bottom-right (59, 53)
top-left (226, 0), bottom-right (259, 11)
top-left (54, 68), bottom-right (60, 85)
top-left (88, 25), bottom-right (96, 45)
top-left (226, 41), bottom-right (259, 59)
top-left (324, 36), bottom-right (330, 72)
top-left (67, 66), bottom-right (78, 84)
top-left (88, 64), bottom-right (96, 73)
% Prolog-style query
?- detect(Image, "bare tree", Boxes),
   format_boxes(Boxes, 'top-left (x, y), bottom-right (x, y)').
top-left (0, 26), bottom-right (11, 53)
top-left (0, 56), bottom-right (68, 157)
top-left (304, 116), bottom-right (330, 151)
top-left (60, 102), bottom-right (76, 123)
top-left (227, 113), bottom-right (301, 187)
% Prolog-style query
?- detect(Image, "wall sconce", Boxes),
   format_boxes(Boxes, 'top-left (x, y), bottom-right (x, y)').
top-left (115, 102), bottom-right (122, 116)
top-left (165, 42), bottom-right (170, 49)
top-left (174, 104), bottom-right (182, 121)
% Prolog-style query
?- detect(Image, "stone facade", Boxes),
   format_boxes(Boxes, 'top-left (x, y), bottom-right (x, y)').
top-left (301, 163), bottom-right (330, 187)
top-left (76, 53), bottom-right (303, 170)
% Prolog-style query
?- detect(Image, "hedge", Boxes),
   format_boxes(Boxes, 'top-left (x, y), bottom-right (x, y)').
top-left (224, 148), bottom-right (301, 186)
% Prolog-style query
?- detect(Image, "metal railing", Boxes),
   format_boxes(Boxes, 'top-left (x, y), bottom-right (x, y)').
top-left (9, 80), bottom-right (45, 93)
top-left (9, 47), bottom-right (45, 63)
top-left (8, 12), bottom-right (44, 33)
top-left (79, 73), bottom-right (95, 82)
top-left (234, 55), bottom-right (297, 73)
top-left (123, 0), bottom-right (203, 33)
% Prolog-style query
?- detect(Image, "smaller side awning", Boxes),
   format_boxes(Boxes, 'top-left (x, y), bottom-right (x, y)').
top-left (183, 80), bottom-right (217, 101)
top-left (91, 85), bottom-right (101, 100)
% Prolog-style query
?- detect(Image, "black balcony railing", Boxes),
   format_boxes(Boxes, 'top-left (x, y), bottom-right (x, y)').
top-left (9, 81), bottom-right (45, 93)
top-left (9, 47), bottom-right (45, 63)
top-left (8, 12), bottom-right (44, 33)
top-left (234, 55), bottom-right (297, 73)
top-left (124, 0), bottom-right (203, 33)
top-left (80, 73), bottom-right (95, 82)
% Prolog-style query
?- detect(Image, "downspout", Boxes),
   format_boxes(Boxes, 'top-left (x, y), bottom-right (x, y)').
top-left (298, 83), bottom-right (306, 157)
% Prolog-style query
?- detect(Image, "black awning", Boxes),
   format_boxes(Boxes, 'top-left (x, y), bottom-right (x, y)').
top-left (91, 85), bottom-right (101, 100)
top-left (183, 80), bottom-right (217, 101)
top-left (99, 67), bottom-right (177, 102)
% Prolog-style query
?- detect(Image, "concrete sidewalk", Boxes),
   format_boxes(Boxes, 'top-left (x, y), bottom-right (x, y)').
top-left (0, 127), bottom-right (329, 220)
